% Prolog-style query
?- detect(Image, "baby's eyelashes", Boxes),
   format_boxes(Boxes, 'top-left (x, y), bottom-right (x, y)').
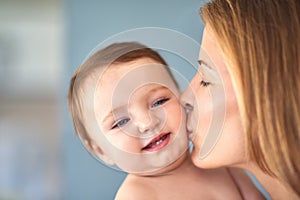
top-left (151, 97), bottom-right (170, 108)
top-left (112, 118), bottom-right (130, 129)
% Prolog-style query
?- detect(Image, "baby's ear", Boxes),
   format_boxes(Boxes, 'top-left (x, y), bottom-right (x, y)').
top-left (83, 139), bottom-right (115, 166)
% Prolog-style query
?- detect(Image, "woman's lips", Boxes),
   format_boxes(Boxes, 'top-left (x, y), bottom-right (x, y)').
top-left (187, 130), bottom-right (194, 140)
top-left (142, 133), bottom-right (171, 152)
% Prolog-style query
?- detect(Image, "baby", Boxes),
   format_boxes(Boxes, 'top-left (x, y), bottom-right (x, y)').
top-left (68, 42), bottom-right (264, 199)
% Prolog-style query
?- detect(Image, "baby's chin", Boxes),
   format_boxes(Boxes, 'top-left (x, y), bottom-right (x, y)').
top-left (127, 150), bottom-right (189, 177)
top-left (112, 146), bottom-right (189, 175)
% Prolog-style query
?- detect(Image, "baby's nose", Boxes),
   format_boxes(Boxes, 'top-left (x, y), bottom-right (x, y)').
top-left (136, 113), bottom-right (160, 134)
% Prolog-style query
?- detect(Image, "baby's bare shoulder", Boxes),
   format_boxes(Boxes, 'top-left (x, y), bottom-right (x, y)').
top-left (115, 175), bottom-right (156, 200)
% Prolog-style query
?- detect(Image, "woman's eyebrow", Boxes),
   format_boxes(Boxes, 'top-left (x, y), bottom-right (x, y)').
top-left (198, 59), bottom-right (213, 70)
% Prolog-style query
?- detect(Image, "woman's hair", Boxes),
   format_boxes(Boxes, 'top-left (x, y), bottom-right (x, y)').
top-left (201, 0), bottom-right (300, 195)
top-left (68, 42), bottom-right (177, 142)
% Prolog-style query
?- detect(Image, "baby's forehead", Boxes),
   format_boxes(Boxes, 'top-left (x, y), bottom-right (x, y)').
top-left (99, 60), bottom-right (174, 84)
top-left (103, 58), bottom-right (168, 75)
top-left (82, 58), bottom-right (179, 102)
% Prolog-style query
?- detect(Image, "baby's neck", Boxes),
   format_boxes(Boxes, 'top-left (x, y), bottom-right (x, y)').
top-left (166, 152), bottom-right (195, 174)
top-left (136, 150), bottom-right (193, 177)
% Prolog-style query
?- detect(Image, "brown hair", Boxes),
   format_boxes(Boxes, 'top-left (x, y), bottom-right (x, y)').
top-left (68, 42), bottom-right (177, 142)
top-left (201, 0), bottom-right (300, 196)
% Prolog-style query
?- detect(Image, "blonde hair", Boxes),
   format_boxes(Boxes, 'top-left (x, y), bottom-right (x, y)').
top-left (68, 42), bottom-right (177, 143)
top-left (201, 0), bottom-right (300, 196)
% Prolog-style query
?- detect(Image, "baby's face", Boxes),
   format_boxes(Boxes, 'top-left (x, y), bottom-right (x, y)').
top-left (87, 58), bottom-right (189, 174)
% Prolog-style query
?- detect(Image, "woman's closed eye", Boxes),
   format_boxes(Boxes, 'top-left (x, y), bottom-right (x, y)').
top-left (198, 60), bottom-right (214, 87)
top-left (112, 118), bottom-right (130, 129)
top-left (200, 80), bottom-right (211, 87)
top-left (151, 97), bottom-right (170, 108)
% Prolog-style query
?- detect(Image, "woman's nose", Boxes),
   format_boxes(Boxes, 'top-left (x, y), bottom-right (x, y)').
top-left (180, 85), bottom-right (195, 112)
top-left (180, 85), bottom-right (196, 135)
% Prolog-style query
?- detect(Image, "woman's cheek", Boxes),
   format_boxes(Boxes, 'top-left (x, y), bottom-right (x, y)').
top-left (194, 89), bottom-right (213, 145)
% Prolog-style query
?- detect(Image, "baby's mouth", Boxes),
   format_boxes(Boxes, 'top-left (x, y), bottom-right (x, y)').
top-left (142, 133), bottom-right (171, 152)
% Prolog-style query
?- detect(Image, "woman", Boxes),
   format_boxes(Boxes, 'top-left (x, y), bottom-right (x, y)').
top-left (181, 0), bottom-right (300, 199)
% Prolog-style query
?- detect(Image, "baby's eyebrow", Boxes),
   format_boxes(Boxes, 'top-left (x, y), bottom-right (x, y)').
top-left (101, 85), bottom-right (169, 124)
top-left (102, 106), bottom-right (125, 124)
top-left (102, 111), bottom-right (113, 124)
top-left (147, 85), bottom-right (168, 95)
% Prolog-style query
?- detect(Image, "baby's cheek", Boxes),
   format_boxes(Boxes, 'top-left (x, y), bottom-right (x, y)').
top-left (165, 103), bottom-right (184, 131)
top-left (104, 134), bottom-right (131, 153)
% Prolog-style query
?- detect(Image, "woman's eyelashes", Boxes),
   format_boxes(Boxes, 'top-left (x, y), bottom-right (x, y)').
top-left (199, 70), bottom-right (211, 87)
top-left (200, 80), bottom-right (211, 87)
top-left (112, 118), bottom-right (130, 129)
top-left (151, 97), bottom-right (170, 108)
top-left (198, 60), bottom-right (214, 87)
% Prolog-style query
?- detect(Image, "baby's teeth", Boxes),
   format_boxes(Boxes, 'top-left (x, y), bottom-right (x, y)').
top-left (156, 138), bottom-right (163, 145)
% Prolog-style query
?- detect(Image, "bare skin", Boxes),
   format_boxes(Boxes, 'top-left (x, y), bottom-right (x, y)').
top-left (181, 25), bottom-right (299, 200)
top-left (83, 58), bottom-right (265, 200)
top-left (244, 163), bottom-right (299, 200)
top-left (115, 152), bottom-right (265, 200)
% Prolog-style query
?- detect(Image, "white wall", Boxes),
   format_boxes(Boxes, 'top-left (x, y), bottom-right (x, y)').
top-left (0, 0), bottom-right (64, 199)
top-left (0, 0), bottom-right (64, 98)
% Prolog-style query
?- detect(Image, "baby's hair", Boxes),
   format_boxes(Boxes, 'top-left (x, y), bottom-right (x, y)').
top-left (68, 42), bottom-right (178, 142)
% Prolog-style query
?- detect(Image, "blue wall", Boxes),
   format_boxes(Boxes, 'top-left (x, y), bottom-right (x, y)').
top-left (63, 1), bottom-right (204, 199)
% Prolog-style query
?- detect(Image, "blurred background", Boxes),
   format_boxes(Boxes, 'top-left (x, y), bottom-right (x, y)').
top-left (0, 0), bottom-right (204, 199)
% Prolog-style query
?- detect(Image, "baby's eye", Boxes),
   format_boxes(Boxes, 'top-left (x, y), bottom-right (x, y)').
top-left (151, 98), bottom-right (170, 108)
top-left (112, 118), bottom-right (130, 129)
top-left (200, 80), bottom-right (211, 87)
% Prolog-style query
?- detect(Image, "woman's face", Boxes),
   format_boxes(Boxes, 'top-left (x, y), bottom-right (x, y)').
top-left (180, 26), bottom-right (247, 168)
